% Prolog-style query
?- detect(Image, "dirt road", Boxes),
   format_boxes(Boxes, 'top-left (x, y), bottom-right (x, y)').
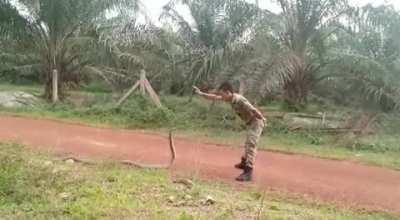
top-left (0, 116), bottom-right (399, 213)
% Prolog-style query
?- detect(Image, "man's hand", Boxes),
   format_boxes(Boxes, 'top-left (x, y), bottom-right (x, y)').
top-left (261, 116), bottom-right (267, 123)
top-left (256, 114), bottom-right (267, 123)
top-left (253, 108), bottom-right (266, 122)
top-left (192, 86), bottom-right (222, 101)
top-left (193, 86), bottom-right (202, 95)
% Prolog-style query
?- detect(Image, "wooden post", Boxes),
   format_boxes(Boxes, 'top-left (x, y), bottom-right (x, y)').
top-left (52, 69), bottom-right (58, 103)
top-left (115, 69), bottom-right (163, 108)
top-left (140, 70), bottom-right (146, 95)
top-left (144, 78), bottom-right (162, 107)
top-left (239, 78), bottom-right (245, 95)
top-left (116, 81), bottom-right (140, 107)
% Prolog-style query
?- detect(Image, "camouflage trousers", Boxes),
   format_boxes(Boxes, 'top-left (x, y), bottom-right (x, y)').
top-left (243, 119), bottom-right (265, 168)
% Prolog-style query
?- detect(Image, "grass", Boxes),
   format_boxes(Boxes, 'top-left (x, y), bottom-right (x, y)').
top-left (0, 83), bottom-right (42, 95)
top-left (0, 142), bottom-right (396, 219)
top-left (0, 83), bottom-right (400, 170)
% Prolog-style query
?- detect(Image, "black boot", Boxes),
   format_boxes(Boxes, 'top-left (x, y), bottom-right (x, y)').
top-left (234, 157), bottom-right (246, 170)
top-left (235, 166), bottom-right (253, 182)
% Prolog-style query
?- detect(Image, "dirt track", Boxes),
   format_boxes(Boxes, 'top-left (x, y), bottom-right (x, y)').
top-left (0, 115), bottom-right (399, 213)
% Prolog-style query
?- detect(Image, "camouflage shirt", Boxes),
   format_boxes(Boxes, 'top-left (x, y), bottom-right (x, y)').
top-left (231, 93), bottom-right (258, 124)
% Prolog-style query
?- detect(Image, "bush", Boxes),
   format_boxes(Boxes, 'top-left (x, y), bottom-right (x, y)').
top-left (162, 96), bottom-right (242, 130)
top-left (80, 82), bottom-right (112, 93)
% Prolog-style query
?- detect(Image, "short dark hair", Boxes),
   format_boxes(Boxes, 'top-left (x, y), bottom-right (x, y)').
top-left (218, 81), bottom-right (234, 93)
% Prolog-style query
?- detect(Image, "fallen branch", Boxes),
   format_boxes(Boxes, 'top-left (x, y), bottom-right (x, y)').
top-left (59, 131), bottom-right (176, 169)
top-left (317, 128), bottom-right (363, 134)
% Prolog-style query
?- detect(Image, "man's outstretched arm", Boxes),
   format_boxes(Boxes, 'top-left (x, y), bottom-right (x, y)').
top-left (193, 86), bottom-right (222, 101)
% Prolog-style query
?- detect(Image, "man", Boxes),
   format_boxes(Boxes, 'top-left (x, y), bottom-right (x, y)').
top-left (193, 82), bottom-right (266, 181)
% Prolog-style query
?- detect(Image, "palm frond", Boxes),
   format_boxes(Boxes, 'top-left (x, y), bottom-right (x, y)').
top-left (0, 0), bottom-right (30, 40)
top-left (320, 50), bottom-right (399, 109)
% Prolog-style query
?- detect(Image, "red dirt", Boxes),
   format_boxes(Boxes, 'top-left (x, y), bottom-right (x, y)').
top-left (0, 115), bottom-right (400, 213)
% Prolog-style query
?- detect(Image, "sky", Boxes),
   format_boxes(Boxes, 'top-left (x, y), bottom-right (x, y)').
top-left (10, 0), bottom-right (400, 25)
top-left (140, 0), bottom-right (400, 25)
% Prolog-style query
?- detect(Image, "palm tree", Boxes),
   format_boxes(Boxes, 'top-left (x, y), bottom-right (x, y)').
top-left (161, 0), bottom-right (259, 93)
top-left (0, 0), bottom-right (140, 101)
top-left (318, 4), bottom-right (400, 111)
top-left (274, 0), bottom-right (349, 108)
top-left (85, 23), bottom-right (176, 93)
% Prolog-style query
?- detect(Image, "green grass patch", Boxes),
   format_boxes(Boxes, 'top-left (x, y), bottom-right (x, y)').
top-left (0, 83), bottom-right (42, 95)
top-left (0, 142), bottom-right (396, 219)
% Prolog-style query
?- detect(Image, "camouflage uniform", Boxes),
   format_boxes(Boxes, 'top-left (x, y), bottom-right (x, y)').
top-left (231, 94), bottom-right (265, 168)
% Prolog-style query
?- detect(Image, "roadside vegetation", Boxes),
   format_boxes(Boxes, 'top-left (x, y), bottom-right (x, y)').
top-left (0, 142), bottom-right (396, 219)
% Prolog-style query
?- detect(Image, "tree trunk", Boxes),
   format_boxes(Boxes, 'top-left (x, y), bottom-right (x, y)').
top-left (282, 52), bottom-right (315, 110)
top-left (283, 66), bottom-right (312, 110)
top-left (283, 79), bottom-right (309, 109)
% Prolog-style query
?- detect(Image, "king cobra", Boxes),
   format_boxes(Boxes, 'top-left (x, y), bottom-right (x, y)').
top-left (59, 131), bottom-right (176, 169)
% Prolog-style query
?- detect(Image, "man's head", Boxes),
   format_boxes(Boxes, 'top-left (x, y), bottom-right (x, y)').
top-left (218, 81), bottom-right (234, 101)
